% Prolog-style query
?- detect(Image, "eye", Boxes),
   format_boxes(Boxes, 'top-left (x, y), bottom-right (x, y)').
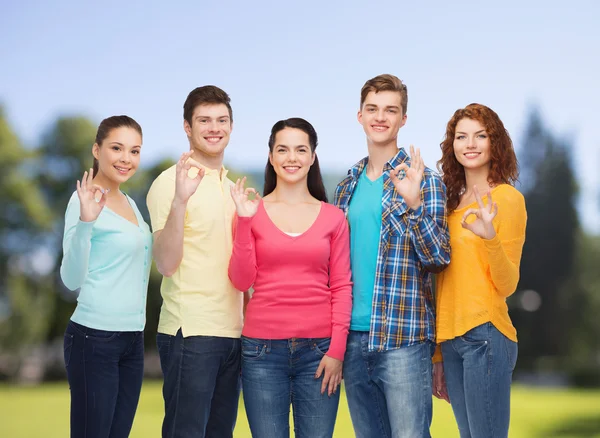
top-left (387, 109), bottom-right (397, 114)
top-left (112, 146), bottom-right (121, 151)
top-left (219, 119), bottom-right (227, 123)
top-left (199, 119), bottom-right (208, 124)
top-left (455, 135), bottom-right (465, 140)
top-left (477, 134), bottom-right (487, 139)
top-left (131, 150), bottom-right (140, 155)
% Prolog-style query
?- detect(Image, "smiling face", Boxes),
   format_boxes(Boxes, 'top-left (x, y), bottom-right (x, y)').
top-left (184, 103), bottom-right (232, 161)
top-left (269, 127), bottom-right (315, 186)
top-left (92, 126), bottom-right (142, 184)
top-left (358, 90), bottom-right (407, 147)
top-left (453, 117), bottom-right (492, 172)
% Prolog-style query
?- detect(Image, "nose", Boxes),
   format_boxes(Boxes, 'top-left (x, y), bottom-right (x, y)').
top-left (466, 136), bottom-right (476, 149)
top-left (209, 120), bottom-right (220, 131)
top-left (120, 151), bottom-right (131, 163)
top-left (375, 109), bottom-right (386, 121)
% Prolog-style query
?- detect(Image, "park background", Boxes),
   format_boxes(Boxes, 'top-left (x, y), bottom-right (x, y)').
top-left (1, 1), bottom-right (600, 436)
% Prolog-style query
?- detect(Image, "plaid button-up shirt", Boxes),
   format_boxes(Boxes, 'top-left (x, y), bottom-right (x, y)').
top-left (334, 148), bottom-right (451, 352)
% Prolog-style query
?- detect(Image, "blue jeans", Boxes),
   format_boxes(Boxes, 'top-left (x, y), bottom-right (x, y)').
top-left (241, 336), bottom-right (340, 438)
top-left (64, 320), bottom-right (144, 438)
top-left (441, 322), bottom-right (518, 438)
top-left (343, 331), bottom-right (434, 438)
top-left (157, 330), bottom-right (241, 438)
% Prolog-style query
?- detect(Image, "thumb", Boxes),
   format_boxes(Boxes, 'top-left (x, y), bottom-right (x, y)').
top-left (98, 191), bottom-right (107, 209)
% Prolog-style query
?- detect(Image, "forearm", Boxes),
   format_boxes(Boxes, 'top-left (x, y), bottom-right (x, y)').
top-left (228, 217), bottom-right (256, 291)
top-left (153, 200), bottom-right (187, 277)
top-left (484, 235), bottom-right (522, 298)
top-left (60, 220), bottom-right (94, 290)
top-left (328, 283), bottom-right (352, 361)
top-left (409, 206), bottom-right (451, 271)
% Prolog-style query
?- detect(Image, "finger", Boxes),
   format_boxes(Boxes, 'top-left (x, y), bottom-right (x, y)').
top-left (473, 186), bottom-right (485, 210)
top-left (492, 202), bottom-right (499, 218)
top-left (328, 374), bottom-right (337, 396)
top-left (321, 371), bottom-right (330, 395)
top-left (487, 190), bottom-right (494, 214)
top-left (461, 208), bottom-right (478, 224)
top-left (315, 360), bottom-right (325, 379)
top-left (76, 180), bottom-right (81, 196)
top-left (81, 171), bottom-right (88, 191)
top-left (97, 191), bottom-right (107, 209)
top-left (91, 184), bottom-right (106, 195)
top-left (87, 168), bottom-right (94, 186)
top-left (244, 188), bottom-right (257, 197)
top-left (195, 167), bottom-right (205, 180)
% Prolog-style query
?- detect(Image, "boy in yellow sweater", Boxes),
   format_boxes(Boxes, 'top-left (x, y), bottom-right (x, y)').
top-left (434, 103), bottom-right (527, 438)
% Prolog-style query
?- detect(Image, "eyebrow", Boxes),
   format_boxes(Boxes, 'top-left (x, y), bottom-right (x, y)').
top-left (195, 115), bottom-right (230, 119)
top-left (456, 130), bottom-right (486, 135)
top-left (364, 104), bottom-right (400, 109)
top-left (109, 142), bottom-right (141, 148)
top-left (275, 144), bottom-right (309, 149)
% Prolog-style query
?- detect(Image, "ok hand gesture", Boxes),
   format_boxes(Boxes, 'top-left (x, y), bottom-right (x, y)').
top-left (174, 151), bottom-right (205, 204)
top-left (230, 177), bottom-right (260, 218)
top-left (461, 186), bottom-right (498, 240)
top-left (390, 145), bottom-right (424, 210)
top-left (76, 168), bottom-right (108, 222)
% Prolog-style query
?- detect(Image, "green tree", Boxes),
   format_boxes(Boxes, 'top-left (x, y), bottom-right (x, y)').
top-left (511, 108), bottom-right (579, 372)
top-left (0, 107), bottom-right (54, 353)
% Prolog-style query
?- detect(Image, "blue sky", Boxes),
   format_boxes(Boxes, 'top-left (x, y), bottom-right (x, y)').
top-left (1, 1), bottom-right (599, 231)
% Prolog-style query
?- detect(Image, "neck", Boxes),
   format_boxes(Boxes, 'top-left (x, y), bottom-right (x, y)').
top-left (270, 179), bottom-right (314, 204)
top-left (366, 140), bottom-right (399, 178)
top-left (464, 166), bottom-right (492, 194)
top-left (93, 171), bottom-right (121, 197)
top-left (190, 148), bottom-right (224, 172)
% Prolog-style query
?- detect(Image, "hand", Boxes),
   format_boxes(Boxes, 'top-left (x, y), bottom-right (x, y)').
top-left (389, 145), bottom-right (424, 210)
top-left (433, 362), bottom-right (450, 403)
top-left (230, 177), bottom-right (260, 218)
top-left (315, 355), bottom-right (343, 396)
top-left (76, 168), bottom-right (108, 222)
top-left (461, 186), bottom-right (498, 240)
top-left (174, 151), bottom-right (205, 204)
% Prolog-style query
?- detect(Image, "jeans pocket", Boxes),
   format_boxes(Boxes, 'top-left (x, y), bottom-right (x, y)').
top-left (313, 338), bottom-right (331, 356)
top-left (241, 338), bottom-right (266, 361)
top-left (503, 337), bottom-right (518, 371)
top-left (86, 328), bottom-right (119, 342)
top-left (459, 323), bottom-right (490, 346)
top-left (64, 333), bottom-right (74, 368)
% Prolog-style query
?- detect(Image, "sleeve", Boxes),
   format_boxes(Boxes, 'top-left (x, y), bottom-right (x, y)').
top-left (146, 173), bottom-right (176, 233)
top-left (59, 194), bottom-right (95, 291)
top-left (432, 345), bottom-right (443, 363)
top-left (326, 212), bottom-right (353, 361)
top-left (405, 172), bottom-right (451, 273)
top-left (484, 190), bottom-right (527, 298)
top-left (228, 215), bottom-right (257, 292)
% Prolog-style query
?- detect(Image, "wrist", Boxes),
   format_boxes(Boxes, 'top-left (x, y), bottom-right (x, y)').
top-left (171, 197), bottom-right (188, 209)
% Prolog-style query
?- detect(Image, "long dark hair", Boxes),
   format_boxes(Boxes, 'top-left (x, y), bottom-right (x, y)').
top-left (93, 115), bottom-right (142, 175)
top-left (263, 118), bottom-right (328, 202)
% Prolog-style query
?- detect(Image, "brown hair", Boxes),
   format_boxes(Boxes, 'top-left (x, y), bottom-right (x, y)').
top-left (437, 103), bottom-right (519, 212)
top-left (93, 115), bottom-right (142, 175)
top-left (183, 85), bottom-right (233, 126)
top-left (360, 74), bottom-right (408, 115)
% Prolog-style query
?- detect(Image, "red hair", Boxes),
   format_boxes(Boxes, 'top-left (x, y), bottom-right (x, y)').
top-left (437, 103), bottom-right (519, 212)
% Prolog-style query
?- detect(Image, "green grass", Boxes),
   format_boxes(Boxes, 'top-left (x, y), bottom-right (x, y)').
top-left (1, 382), bottom-right (600, 437)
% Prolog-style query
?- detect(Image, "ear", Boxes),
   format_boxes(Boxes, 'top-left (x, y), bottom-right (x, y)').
top-left (230, 120), bottom-right (234, 133)
top-left (183, 119), bottom-right (192, 137)
top-left (357, 110), bottom-right (363, 125)
top-left (92, 143), bottom-right (100, 160)
top-left (310, 151), bottom-right (316, 166)
top-left (268, 151), bottom-right (273, 167)
top-left (400, 113), bottom-right (408, 129)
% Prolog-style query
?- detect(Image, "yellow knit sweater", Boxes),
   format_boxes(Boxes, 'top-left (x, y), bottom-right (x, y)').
top-left (433, 184), bottom-right (527, 362)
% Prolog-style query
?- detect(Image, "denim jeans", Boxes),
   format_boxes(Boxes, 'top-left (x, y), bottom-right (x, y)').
top-left (241, 336), bottom-right (340, 438)
top-left (64, 320), bottom-right (144, 438)
top-left (156, 330), bottom-right (241, 438)
top-left (343, 331), bottom-right (435, 438)
top-left (441, 322), bottom-right (518, 438)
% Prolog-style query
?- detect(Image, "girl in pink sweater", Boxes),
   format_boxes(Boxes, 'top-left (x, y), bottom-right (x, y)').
top-left (228, 117), bottom-right (352, 438)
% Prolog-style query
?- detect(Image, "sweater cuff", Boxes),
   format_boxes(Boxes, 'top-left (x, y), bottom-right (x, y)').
top-left (75, 219), bottom-right (96, 238)
top-left (235, 217), bottom-right (253, 244)
top-left (327, 328), bottom-right (349, 361)
top-left (483, 233), bottom-right (502, 250)
top-left (432, 344), bottom-right (443, 363)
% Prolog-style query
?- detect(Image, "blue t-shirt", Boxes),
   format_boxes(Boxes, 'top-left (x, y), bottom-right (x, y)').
top-left (348, 170), bottom-right (383, 331)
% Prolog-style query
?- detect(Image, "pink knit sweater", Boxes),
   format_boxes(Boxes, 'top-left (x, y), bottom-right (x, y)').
top-left (228, 201), bottom-right (352, 361)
